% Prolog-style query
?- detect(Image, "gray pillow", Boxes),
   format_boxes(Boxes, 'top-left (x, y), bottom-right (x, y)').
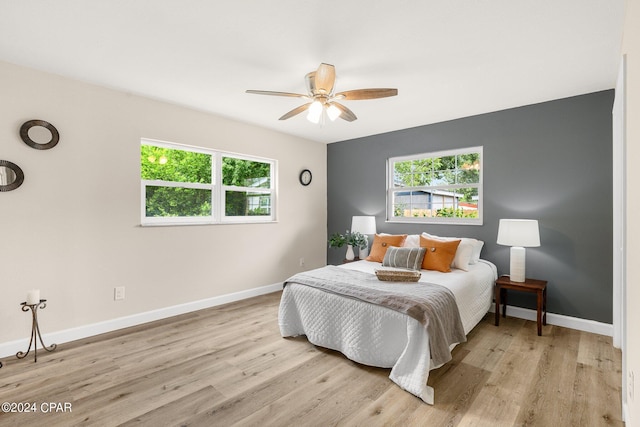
top-left (382, 247), bottom-right (427, 271)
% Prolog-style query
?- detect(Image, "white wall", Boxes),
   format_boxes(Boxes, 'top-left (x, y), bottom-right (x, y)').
top-left (623, 0), bottom-right (640, 423)
top-left (0, 61), bottom-right (327, 346)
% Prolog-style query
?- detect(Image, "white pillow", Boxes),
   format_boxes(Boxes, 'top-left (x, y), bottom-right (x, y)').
top-left (421, 233), bottom-right (473, 271)
top-left (403, 234), bottom-right (421, 248)
top-left (471, 240), bottom-right (484, 264)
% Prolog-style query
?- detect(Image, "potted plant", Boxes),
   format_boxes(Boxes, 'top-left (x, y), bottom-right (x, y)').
top-left (347, 231), bottom-right (367, 251)
top-left (328, 231), bottom-right (348, 249)
top-left (328, 231), bottom-right (367, 261)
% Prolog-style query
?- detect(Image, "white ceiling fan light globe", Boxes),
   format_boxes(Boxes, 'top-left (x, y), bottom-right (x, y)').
top-left (326, 104), bottom-right (341, 121)
top-left (307, 100), bottom-right (323, 123)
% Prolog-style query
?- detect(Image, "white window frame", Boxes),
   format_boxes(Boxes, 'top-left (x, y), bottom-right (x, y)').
top-left (141, 139), bottom-right (277, 226)
top-left (386, 146), bottom-right (483, 225)
top-left (219, 152), bottom-right (277, 224)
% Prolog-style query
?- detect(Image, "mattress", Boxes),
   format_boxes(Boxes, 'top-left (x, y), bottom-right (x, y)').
top-left (278, 259), bottom-right (497, 404)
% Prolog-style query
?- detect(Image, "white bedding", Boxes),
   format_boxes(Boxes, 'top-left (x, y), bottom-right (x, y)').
top-left (278, 259), bottom-right (497, 404)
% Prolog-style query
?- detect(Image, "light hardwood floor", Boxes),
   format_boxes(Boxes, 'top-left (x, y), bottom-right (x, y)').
top-left (0, 292), bottom-right (623, 426)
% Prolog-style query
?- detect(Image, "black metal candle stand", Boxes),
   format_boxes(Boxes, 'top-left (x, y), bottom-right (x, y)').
top-left (16, 299), bottom-right (57, 362)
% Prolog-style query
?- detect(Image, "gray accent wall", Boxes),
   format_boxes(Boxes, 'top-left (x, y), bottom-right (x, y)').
top-left (327, 90), bottom-right (614, 323)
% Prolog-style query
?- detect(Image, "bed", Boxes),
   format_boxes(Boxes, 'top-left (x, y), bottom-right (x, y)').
top-left (278, 233), bottom-right (497, 404)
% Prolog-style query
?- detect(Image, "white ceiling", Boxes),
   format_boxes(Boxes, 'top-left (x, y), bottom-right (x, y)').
top-left (0, 1), bottom-right (625, 144)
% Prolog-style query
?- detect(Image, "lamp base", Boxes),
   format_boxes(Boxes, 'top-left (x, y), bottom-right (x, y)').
top-left (509, 246), bottom-right (526, 282)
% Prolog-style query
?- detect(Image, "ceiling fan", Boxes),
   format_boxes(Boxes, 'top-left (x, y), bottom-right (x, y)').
top-left (246, 63), bottom-right (398, 123)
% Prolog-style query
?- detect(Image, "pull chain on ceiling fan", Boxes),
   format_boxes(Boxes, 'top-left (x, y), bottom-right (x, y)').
top-left (246, 63), bottom-right (398, 124)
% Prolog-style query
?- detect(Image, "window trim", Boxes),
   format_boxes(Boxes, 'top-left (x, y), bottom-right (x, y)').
top-left (140, 138), bottom-right (277, 226)
top-left (218, 152), bottom-right (277, 223)
top-left (386, 146), bottom-right (483, 225)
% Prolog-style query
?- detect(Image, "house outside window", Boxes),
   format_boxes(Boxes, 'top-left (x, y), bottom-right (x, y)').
top-left (141, 139), bottom-right (276, 225)
top-left (387, 146), bottom-right (482, 225)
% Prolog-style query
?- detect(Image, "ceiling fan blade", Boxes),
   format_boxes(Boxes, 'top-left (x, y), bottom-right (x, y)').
top-left (246, 90), bottom-right (309, 98)
top-left (334, 88), bottom-right (398, 100)
top-left (305, 72), bottom-right (316, 95)
top-left (278, 103), bottom-right (312, 120)
top-left (331, 102), bottom-right (357, 122)
top-left (314, 63), bottom-right (336, 95)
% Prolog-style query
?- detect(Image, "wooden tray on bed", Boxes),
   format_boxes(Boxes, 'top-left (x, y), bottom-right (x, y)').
top-left (375, 268), bottom-right (421, 282)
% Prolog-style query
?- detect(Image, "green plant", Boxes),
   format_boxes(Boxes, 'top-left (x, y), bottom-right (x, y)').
top-left (328, 231), bottom-right (367, 249)
top-left (347, 231), bottom-right (367, 249)
top-left (435, 207), bottom-right (478, 218)
top-left (328, 232), bottom-right (348, 248)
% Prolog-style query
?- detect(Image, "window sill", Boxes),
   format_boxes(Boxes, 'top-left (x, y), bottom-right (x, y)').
top-left (140, 220), bottom-right (278, 227)
top-left (386, 218), bottom-right (483, 226)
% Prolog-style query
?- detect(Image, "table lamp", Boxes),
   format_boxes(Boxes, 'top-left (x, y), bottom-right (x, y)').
top-left (496, 219), bottom-right (540, 282)
top-left (351, 216), bottom-right (377, 259)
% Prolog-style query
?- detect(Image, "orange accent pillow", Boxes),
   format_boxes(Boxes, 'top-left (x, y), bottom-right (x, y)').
top-left (419, 235), bottom-right (461, 272)
top-left (366, 234), bottom-right (408, 262)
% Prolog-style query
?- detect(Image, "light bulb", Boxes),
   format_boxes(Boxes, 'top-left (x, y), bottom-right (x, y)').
top-left (326, 104), bottom-right (341, 121)
top-left (307, 101), bottom-right (323, 124)
top-left (159, 155), bottom-right (168, 165)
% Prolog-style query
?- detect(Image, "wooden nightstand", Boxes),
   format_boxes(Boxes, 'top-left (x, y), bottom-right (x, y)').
top-left (495, 275), bottom-right (547, 336)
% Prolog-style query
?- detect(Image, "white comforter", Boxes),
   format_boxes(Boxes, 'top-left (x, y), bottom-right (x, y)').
top-left (278, 259), bottom-right (497, 404)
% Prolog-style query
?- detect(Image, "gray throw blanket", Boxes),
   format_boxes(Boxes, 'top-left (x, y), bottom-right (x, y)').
top-left (284, 266), bottom-right (466, 366)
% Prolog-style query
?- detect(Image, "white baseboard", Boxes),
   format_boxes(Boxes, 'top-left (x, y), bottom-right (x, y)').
top-left (0, 282), bottom-right (283, 359)
top-left (488, 305), bottom-right (613, 336)
top-left (1, 285), bottom-right (612, 359)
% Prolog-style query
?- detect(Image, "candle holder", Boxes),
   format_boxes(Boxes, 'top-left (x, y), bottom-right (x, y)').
top-left (17, 300), bottom-right (57, 362)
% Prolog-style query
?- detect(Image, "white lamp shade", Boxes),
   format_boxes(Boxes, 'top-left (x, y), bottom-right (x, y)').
top-left (496, 219), bottom-right (540, 247)
top-left (351, 216), bottom-right (377, 234)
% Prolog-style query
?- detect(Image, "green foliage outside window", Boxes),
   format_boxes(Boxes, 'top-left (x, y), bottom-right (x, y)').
top-left (225, 191), bottom-right (271, 217)
top-left (222, 157), bottom-right (270, 188)
top-left (223, 157), bottom-right (271, 217)
top-left (141, 143), bottom-right (275, 222)
top-left (393, 153), bottom-right (480, 203)
top-left (145, 187), bottom-right (212, 217)
top-left (141, 145), bottom-right (213, 218)
top-left (141, 145), bottom-right (211, 183)
top-left (436, 207), bottom-right (478, 218)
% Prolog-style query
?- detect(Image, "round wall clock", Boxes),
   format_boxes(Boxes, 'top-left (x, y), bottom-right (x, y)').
top-left (299, 169), bottom-right (312, 186)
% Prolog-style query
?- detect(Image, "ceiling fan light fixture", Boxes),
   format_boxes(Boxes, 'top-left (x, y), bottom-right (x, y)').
top-left (307, 100), bottom-right (323, 123)
top-left (326, 104), bottom-right (341, 121)
top-left (247, 63), bottom-right (397, 124)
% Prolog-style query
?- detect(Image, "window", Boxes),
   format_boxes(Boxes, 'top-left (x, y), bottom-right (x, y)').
top-left (141, 139), bottom-right (276, 225)
top-left (221, 156), bottom-right (274, 221)
top-left (387, 146), bottom-right (482, 225)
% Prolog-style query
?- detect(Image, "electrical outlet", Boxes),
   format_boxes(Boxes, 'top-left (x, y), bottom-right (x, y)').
top-left (299, 257), bottom-right (305, 267)
top-left (114, 286), bottom-right (125, 301)
top-left (630, 370), bottom-right (635, 401)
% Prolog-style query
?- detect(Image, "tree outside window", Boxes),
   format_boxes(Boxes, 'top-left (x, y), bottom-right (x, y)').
top-left (140, 140), bottom-right (276, 225)
top-left (388, 147), bottom-right (482, 225)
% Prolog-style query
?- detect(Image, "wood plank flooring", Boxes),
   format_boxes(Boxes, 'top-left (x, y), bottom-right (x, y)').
top-left (0, 292), bottom-right (623, 426)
